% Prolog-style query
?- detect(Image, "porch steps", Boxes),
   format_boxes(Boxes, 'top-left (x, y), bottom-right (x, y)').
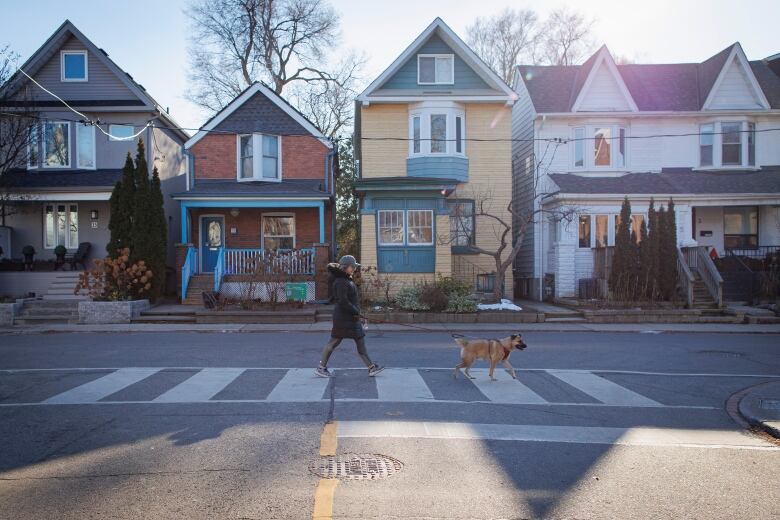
top-left (43, 272), bottom-right (87, 301)
top-left (691, 278), bottom-right (718, 309)
top-left (183, 275), bottom-right (214, 305)
top-left (14, 299), bottom-right (80, 325)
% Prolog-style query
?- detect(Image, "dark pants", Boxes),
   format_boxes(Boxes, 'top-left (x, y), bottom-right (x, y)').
top-left (320, 337), bottom-right (373, 368)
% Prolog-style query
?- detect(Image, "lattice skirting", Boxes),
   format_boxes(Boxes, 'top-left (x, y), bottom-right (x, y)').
top-left (219, 281), bottom-right (316, 303)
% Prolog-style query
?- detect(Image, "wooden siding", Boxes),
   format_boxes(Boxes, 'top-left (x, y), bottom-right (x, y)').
top-left (708, 56), bottom-right (764, 109)
top-left (360, 104), bottom-right (407, 178)
top-left (380, 34), bottom-right (490, 91)
top-left (407, 156), bottom-right (468, 181)
top-left (576, 61), bottom-right (632, 112)
top-left (31, 35), bottom-right (139, 102)
top-left (511, 82), bottom-right (536, 280)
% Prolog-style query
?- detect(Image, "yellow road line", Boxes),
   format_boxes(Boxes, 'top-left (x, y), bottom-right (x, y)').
top-left (313, 421), bottom-right (339, 519)
top-left (320, 421), bottom-right (338, 456)
top-left (312, 478), bottom-right (338, 519)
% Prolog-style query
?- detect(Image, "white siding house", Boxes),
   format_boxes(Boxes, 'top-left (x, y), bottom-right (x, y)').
top-left (512, 43), bottom-right (780, 302)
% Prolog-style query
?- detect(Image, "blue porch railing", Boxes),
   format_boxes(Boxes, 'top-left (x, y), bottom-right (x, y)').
top-left (181, 246), bottom-right (197, 300)
top-left (214, 246), bottom-right (225, 293)
top-left (222, 248), bottom-right (316, 276)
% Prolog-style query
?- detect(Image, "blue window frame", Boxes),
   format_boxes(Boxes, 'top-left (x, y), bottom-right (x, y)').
top-left (375, 201), bottom-right (436, 273)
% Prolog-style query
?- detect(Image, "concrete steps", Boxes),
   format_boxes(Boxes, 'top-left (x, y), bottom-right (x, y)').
top-left (183, 275), bottom-right (213, 305)
top-left (14, 299), bottom-right (80, 325)
top-left (43, 272), bottom-right (87, 301)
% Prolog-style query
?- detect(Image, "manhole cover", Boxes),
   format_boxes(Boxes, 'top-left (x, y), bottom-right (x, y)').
top-left (697, 350), bottom-right (745, 358)
top-left (309, 453), bottom-right (403, 480)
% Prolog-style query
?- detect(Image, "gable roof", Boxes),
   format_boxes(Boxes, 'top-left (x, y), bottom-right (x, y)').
top-left (358, 17), bottom-right (516, 104)
top-left (702, 43), bottom-right (770, 109)
top-left (569, 45), bottom-right (638, 112)
top-left (2, 20), bottom-right (187, 141)
top-left (516, 43), bottom-right (780, 113)
top-left (185, 82), bottom-right (332, 149)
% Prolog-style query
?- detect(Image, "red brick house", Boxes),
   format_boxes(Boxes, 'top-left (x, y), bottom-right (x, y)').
top-left (174, 83), bottom-right (337, 304)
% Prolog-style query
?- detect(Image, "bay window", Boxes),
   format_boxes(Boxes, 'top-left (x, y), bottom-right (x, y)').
top-left (237, 134), bottom-right (281, 181)
top-left (578, 215), bottom-right (591, 248)
top-left (44, 204), bottom-right (78, 249)
top-left (418, 54), bottom-right (454, 85)
top-left (594, 215), bottom-right (608, 248)
top-left (43, 122), bottom-right (70, 168)
top-left (698, 121), bottom-right (758, 168)
top-left (572, 125), bottom-right (627, 169)
top-left (262, 215), bottom-right (295, 250)
top-left (27, 126), bottom-right (39, 169)
top-left (409, 104), bottom-right (465, 156)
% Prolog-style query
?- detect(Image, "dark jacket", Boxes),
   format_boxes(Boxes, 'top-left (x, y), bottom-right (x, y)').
top-left (328, 263), bottom-right (364, 339)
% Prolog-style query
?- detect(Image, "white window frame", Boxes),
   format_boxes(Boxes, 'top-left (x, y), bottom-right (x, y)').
top-left (109, 124), bottom-right (136, 141)
top-left (572, 127), bottom-right (585, 169)
top-left (261, 213), bottom-right (296, 250)
top-left (377, 210), bottom-right (406, 246)
top-left (697, 120), bottom-right (758, 169)
top-left (236, 134), bottom-right (282, 183)
top-left (76, 123), bottom-right (96, 170)
top-left (417, 54), bottom-right (454, 85)
top-left (43, 203), bottom-right (79, 249)
top-left (406, 209), bottom-right (434, 246)
top-left (27, 125), bottom-right (39, 170)
top-left (42, 122), bottom-right (71, 168)
top-left (571, 124), bottom-right (628, 170)
top-left (408, 103), bottom-right (465, 157)
top-left (577, 214), bottom-right (591, 249)
top-left (60, 50), bottom-right (88, 82)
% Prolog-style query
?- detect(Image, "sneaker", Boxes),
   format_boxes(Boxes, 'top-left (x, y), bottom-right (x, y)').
top-left (315, 366), bottom-right (332, 378)
top-left (368, 364), bottom-right (385, 377)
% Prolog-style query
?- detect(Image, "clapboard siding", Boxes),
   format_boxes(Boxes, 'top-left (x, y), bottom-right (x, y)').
top-left (31, 36), bottom-right (139, 101)
top-left (407, 156), bottom-right (468, 181)
top-left (381, 35), bottom-right (490, 91)
top-left (576, 62), bottom-right (632, 112)
top-left (511, 81), bottom-right (536, 279)
top-left (708, 56), bottom-right (764, 109)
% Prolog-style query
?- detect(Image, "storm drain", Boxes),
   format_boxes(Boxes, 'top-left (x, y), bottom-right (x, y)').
top-left (309, 453), bottom-right (403, 480)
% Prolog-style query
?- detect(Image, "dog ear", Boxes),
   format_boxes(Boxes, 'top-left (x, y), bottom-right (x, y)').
top-left (511, 334), bottom-right (518, 340)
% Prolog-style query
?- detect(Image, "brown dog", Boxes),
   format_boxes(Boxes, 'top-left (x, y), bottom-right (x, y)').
top-left (452, 334), bottom-right (528, 381)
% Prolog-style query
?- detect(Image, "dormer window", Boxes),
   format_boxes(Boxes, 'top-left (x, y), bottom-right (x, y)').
top-left (699, 121), bottom-right (756, 169)
top-left (61, 51), bottom-right (87, 82)
top-left (417, 54), bottom-right (454, 85)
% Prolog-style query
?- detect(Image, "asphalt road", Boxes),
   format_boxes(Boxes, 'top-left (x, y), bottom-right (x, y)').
top-left (0, 330), bottom-right (779, 519)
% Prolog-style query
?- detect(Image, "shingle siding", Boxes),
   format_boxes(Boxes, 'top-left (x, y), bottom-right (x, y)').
top-left (213, 91), bottom-right (310, 135)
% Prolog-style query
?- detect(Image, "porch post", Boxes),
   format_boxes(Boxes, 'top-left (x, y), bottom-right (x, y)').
top-left (318, 202), bottom-right (325, 244)
top-left (180, 203), bottom-right (188, 243)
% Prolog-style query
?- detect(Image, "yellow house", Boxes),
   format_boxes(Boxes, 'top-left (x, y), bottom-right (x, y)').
top-left (354, 18), bottom-right (517, 298)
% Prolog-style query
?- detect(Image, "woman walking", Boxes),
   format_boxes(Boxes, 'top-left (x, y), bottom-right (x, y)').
top-left (316, 255), bottom-right (383, 377)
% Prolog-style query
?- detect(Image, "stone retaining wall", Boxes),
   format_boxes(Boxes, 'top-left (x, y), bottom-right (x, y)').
top-left (79, 300), bottom-right (150, 324)
top-left (0, 302), bottom-right (22, 326)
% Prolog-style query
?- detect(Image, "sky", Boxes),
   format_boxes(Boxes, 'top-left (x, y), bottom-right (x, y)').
top-left (3, 0), bottom-right (779, 131)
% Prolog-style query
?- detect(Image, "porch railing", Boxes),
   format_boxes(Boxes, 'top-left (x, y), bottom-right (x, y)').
top-left (676, 247), bottom-right (695, 308)
top-left (725, 246), bottom-right (780, 268)
top-left (222, 248), bottom-right (316, 276)
top-left (683, 246), bottom-right (724, 307)
top-left (214, 246), bottom-right (225, 293)
top-left (181, 246), bottom-right (197, 300)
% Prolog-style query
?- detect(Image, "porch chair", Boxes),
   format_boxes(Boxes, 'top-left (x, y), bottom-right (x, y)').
top-left (66, 242), bottom-right (91, 271)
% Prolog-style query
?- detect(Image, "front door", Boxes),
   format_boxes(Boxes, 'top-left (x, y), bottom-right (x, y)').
top-left (200, 216), bottom-right (224, 272)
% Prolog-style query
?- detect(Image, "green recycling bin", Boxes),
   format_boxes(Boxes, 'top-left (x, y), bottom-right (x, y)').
top-left (285, 282), bottom-right (308, 302)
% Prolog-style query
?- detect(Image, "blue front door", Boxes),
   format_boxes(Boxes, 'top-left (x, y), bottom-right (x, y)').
top-left (200, 216), bottom-right (223, 272)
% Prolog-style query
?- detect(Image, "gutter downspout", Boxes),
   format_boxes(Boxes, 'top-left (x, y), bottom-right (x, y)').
top-left (325, 145), bottom-right (337, 260)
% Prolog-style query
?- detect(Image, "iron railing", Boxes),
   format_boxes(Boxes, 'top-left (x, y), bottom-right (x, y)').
top-left (181, 246), bottom-right (197, 300)
top-left (222, 248), bottom-right (316, 276)
top-left (682, 246), bottom-right (724, 307)
top-left (676, 247), bottom-right (695, 308)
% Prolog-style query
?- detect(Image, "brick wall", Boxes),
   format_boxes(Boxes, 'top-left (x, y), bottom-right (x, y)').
top-left (190, 134), bottom-right (328, 181)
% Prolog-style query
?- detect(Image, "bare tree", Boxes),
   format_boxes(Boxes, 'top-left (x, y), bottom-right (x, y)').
top-left (466, 8), bottom-right (539, 85)
top-left (536, 7), bottom-right (596, 66)
top-left (185, 0), bottom-right (362, 135)
top-left (0, 45), bottom-right (36, 227)
top-left (443, 185), bottom-right (577, 302)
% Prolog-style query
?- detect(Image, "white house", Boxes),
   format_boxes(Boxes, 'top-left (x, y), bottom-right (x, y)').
top-left (511, 43), bottom-right (780, 303)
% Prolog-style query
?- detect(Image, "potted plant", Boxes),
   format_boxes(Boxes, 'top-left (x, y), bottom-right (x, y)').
top-left (22, 245), bottom-right (35, 271)
top-left (54, 245), bottom-right (67, 269)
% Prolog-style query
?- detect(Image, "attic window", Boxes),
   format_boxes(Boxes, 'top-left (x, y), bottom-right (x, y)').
top-left (418, 54), bottom-right (454, 85)
top-left (61, 51), bottom-right (87, 81)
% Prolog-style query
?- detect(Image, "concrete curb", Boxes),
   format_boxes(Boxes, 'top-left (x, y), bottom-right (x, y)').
top-left (736, 381), bottom-right (780, 439)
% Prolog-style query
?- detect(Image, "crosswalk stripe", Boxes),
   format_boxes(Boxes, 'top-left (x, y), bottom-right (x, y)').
top-left (153, 368), bottom-right (245, 403)
top-left (468, 369), bottom-right (548, 404)
top-left (266, 368), bottom-right (330, 402)
top-left (44, 368), bottom-right (161, 404)
top-left (336, 421), bottom-right (777, 450)
top-left (547, 370), bottom-right (661, 406)
top-left (374, 369), bottom-right (434, 402)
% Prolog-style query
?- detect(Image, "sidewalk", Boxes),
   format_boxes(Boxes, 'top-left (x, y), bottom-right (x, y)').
top-left (2, 321), bottom-right (780, 334)
top-left (738, 381), bottom-right (780, 438)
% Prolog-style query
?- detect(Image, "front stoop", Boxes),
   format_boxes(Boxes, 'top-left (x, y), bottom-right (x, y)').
top-left (13, 299), bottom-right (80, 325)
top-left (43, 272), bottom-right (87, 301)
